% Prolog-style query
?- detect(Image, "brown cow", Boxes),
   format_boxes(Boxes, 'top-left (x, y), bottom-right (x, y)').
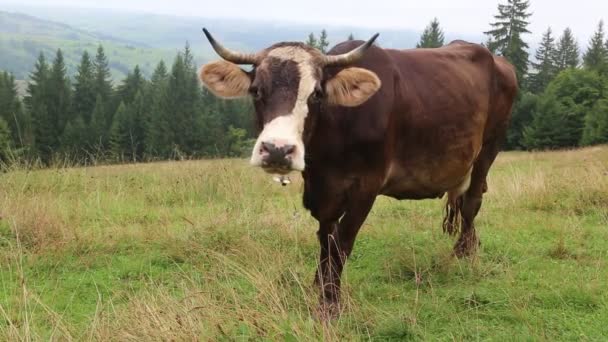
top-left (199, 29), bottom-right (518, 316)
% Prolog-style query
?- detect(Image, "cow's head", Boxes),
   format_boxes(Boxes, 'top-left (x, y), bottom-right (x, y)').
top-left (199, 29), bottom-right (381, 174)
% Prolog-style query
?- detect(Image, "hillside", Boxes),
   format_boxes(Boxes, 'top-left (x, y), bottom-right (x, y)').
top-left (3, 5), bottom-right (484, 55)
top-left (0, 11), bottom-right (178, 80)
top-left (1, 147), bottom-right (607, 339)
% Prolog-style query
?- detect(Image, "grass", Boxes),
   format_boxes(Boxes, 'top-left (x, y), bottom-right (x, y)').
top-left (1, 146), bottom-right (607, 340)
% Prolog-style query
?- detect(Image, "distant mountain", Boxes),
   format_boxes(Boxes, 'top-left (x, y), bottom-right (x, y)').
top-left (3, 5), bottom-right (484, 54)
top-left (0, 11), bottom-right (178, 80)
top-left (1, 5), bottom-right (486, 81)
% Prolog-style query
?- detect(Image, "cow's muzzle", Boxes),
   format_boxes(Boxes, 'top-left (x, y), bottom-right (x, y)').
top-left (260, 141), bottom-right (296, 174)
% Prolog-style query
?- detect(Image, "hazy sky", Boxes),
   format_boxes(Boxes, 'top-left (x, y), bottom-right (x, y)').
top-left (5, 0), bottom-right (607, 43)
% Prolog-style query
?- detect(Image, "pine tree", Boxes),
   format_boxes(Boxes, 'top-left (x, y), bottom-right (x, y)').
top-left (167, 46), bottom-right (203, 156)
top-left (128, 91), bottom-right (147, 160)
top-left (485, 0), bottom-right (532, 84)
top-left (417, 18), bottom-right (445, 48)
top-left (25, 53), bottom-right (55, 161)
top-left (529, 28), bottom-right (556, 94)
top-left (305, 33), bottom-right (318, 49)
top-left (347, 33), bottom-right (355, 41)
top-left (60, 115), bottom-right (86, 158)
top-left (0, 72), bottom-right (25, 147)
top-left (93, 45), bottom-right (113, 102)
top-left (73, 51), bottom-right (97, 123)
top-left (553, 28), bottom-right (580, 71)
top-left (109, 102), bottom-right (131, 161)
top-left (583, 20), bottom-right (608, 72)
top-left (116, 65), bottom-right (146, 107)
top-left (89, 95), bottom-right (107, 151)
top-left (305, 30), bottom-right (329, 52)
top-left (318, 29), bottom-right (330, 53)
top-left (0, 117), bottom-right (11, 163)
top-left (144, 61), bottom-right (173, 158)
top-left (48, 49), bottom-right (72, 142)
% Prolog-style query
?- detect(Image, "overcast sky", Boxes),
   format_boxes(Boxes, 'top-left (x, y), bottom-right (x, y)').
top-left (5, 0), bottom-right (607, 43)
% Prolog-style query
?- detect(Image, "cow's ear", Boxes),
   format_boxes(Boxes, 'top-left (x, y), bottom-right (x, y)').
top-left (325, 67), bottom-right (381, 107)
top-left (199, 60), bottom-right (251, 98)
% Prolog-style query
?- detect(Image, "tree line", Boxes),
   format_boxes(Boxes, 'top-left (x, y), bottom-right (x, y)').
top-left (0, 44), bottom-right (254, 166)
top-left (309, 0), bottom-right (608, 150)
top-left (2, 0), bottom-right (607, 168)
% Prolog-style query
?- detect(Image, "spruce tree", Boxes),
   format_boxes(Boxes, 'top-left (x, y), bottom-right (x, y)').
top-left (485, 0), bottom-right (532, 84)
top-left (0, 72), bottom-right (25, 147)
top-left (529, 28), bottom-right (556, 94)
top-left (318, 30), bottom-right (330, 53)
top-left (128, 91), bottom-right (147, 160)
top-left (553, 28), bottom-right (580, 71)
top-left (305, 33), bottom-right (318, 49)
top-left (73, 51), bottom-right (97, 123)
top-left (25, 53), bottom-right (54, 161)
top-left (116, 65), bottom-right (146, 107)
top-left (89, 95), bottom-right (107, 151)
top-left (167, 46), bottom-right (203, 156)
top-left (417, 18), bottom-right (445, 48)
top-left (145, 61), bottom-right (172, 158)
top-left (48, 49), bottom-right (72, 142)
top-left (60, 115), bottom-right (86, 158)
top-left (109, 102), bottom-right (131, 161)
top-left (93, 45), bottom-right (113, 102)
top-left (583, 20), bottom-right (607, 72)
top-left (0, 117), bottom-right (11, 163)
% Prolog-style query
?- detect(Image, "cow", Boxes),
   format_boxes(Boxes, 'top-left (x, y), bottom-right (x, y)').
top-left (199, 28), bottom-right (518, 316)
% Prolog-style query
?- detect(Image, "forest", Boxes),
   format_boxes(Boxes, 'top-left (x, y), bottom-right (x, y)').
top-left (1, 0), bottom-right (607, 166)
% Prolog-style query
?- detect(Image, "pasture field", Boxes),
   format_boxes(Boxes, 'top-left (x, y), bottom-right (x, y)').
top-left (1, 147), bottom-right (607, 341)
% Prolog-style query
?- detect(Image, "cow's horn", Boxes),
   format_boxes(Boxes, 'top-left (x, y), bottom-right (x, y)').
top-left (323, 33), bottom-right (380, 67)
top-left (202, 28), bottom-right (258, 64)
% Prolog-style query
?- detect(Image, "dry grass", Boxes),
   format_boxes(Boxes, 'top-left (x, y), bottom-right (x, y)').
top-left (1, 146), bottom-right (607, 340)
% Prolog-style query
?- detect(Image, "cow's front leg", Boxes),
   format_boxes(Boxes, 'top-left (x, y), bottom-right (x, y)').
top-left (315, 193), bottom-right (376, 318)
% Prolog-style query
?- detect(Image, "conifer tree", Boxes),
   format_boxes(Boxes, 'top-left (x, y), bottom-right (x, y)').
top-left (583, 20), bottom-right (608, 72)
top-left (0, 72), bottom-right (25, 147)
top-left (145, 61), bottom-right (172, 158)
top-left (318, 29), bottom-right (330, 53)
top-left (89, 95), bottom-right (107, 151)
top-left (167, 45), bottom-right (203, 155)
top-left (553, 28), bottom-right (580, 71)
top-left (73, 51), bottom-right (97, 123)
top-left (305, 33), bottom-right (318, 49)
top-left (417, 18), bottom-right (445, 48)
top-left (485, 0), bottom-right (532, 84)
top-left (529, 28), bottom-right (556, 94)
top-left (93, 45), bottom-right (113, 102)
top-left (0, 117), bottom-right (11, 163)
top-left (347, 33), bottom-right (355, 41)
top-left (61, 115), bottom-right (86, 158)
top-left (48, 49), bottom-right (72, 141)
top-left (109, 102), bottom-right (131, 160)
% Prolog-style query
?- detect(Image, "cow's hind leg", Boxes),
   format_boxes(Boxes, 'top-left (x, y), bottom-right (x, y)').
top-left (453, 139), bottom-right (502, 257)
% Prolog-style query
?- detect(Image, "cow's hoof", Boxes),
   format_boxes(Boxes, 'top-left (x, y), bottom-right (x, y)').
top-left (453, 235), bottom-right (479, 258)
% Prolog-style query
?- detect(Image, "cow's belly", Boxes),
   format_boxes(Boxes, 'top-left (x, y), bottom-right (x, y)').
top-left (380, 137), bottom-right (481, 200)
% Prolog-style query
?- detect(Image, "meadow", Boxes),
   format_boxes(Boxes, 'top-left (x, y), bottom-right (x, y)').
top-left (1, 146), bottom-right (607, 340)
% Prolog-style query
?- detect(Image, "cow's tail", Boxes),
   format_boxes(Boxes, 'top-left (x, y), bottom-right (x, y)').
top-left (442, 196), bottom-right (462, 235)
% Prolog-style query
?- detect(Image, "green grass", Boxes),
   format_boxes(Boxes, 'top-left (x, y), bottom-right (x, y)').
top-left (1, 147), bottom-right (607, 340)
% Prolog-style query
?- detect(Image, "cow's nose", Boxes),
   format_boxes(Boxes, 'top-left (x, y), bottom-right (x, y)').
top-left (260, 141), bottom-right (296, 170)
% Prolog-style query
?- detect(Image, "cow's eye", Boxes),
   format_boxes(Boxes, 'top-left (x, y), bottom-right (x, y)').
top-left (249, 86), bottom-right (262, 101)
top-left (310, 87), bottom-right (323, 102)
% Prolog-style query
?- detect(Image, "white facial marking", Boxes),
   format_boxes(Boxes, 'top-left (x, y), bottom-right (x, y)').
top-left (250, 46), bottom-right (317, 172)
